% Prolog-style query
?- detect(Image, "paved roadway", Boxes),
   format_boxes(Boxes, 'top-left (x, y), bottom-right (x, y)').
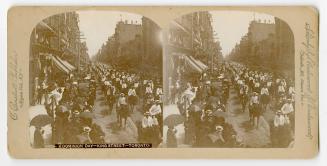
top-left (28, 80), bottom-right (276, 147)
top-left (28, 81), bottom-right (144, 146)
top-left (225, 86), bottom-right (273, 147)
top-left (163, 85), bottom-right (275, 148)
top-left (91, 81), bottom-right (142, 143)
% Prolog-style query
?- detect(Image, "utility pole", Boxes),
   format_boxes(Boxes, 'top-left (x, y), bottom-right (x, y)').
top-left (58, 15), bottom-right (61, 52)
top-left (212, 35), bottom-right (220, 73)
top-left (191, 13), bottom-right (193, 49)
top-left (74, 31), bottom-right (85, 73)
top-left (210, 41), bottom-right (215, 73)
top-left (77, 41), bottom-right (80, 73)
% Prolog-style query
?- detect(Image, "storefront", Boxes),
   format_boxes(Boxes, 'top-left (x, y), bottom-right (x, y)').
top-left (29, 44), bottom-right (76, 105)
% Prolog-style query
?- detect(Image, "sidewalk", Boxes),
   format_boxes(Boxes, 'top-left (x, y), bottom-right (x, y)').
top-left (28, 104), bottom-right (53, 147)
top-left (162, 104), bottom-right (191, 147)
top-left (162, 86), bottom-right (274, 148)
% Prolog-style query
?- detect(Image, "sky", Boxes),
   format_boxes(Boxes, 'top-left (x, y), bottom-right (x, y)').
top-left (77, 10), bottom-right (142, 57)
top-left (210, 11), bottom-right (275, 56)
top-left (77, 10), bottom-right (274, 57)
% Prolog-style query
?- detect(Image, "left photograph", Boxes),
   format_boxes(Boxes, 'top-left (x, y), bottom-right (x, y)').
top-left (28, 11), bottom-right (163, 148)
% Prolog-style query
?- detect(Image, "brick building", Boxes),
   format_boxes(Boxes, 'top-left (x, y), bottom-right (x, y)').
top-left (228, 18), bottom-right (294, 76)
top-left (29, 12), bottom-right (90, 105)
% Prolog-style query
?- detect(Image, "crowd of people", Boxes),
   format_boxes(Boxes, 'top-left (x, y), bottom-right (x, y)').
top-left (32, 62), bottom-right (164, 147)
top-left (94, 64), bottom-right (163, 147)
top-left (32, 65), bottom-right (105, 148)
top-left (31, 57), bottom-right (295, 148)
top-left (167, 61), bottom-right (295, 148)
top-left (229, 62), bottom-right (295, 147)
top-left (167, 63), bottom-right (240, 147)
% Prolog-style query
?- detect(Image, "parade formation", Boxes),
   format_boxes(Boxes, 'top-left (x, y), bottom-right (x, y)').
top-left (29, 11), bottom-right (295, 149)
top-left (29, 12), bottom-right (163, 148)
top-left (163, 11), bottom-right (295, 148)
top-left (166, 62), bottom-right (295, 148)
top-left (31, 62), bottom-right (163, 147)
top-left (96, 63), bottom-right (163, 146)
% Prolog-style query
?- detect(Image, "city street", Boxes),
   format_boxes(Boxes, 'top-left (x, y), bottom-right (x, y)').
top-left (29, 11), bottom-right (163, 148)
top-left (29, 105), bottom-right (52, 147)
top-left (29, 80), bottom-right (144, 145)
top-left (163, 105), bottom-right (189, 147)
top-left (225, 86), bottom-right (272, 148)
top-left (91, 81), bottom-right (141, 143)
top-left (28, 10), bottom-right (295, 149)
top-left (163, 80), bottom-right (275, 148)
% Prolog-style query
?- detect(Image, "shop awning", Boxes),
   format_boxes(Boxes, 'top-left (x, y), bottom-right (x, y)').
top-left (50, 55), bottom-right (70, 74)
top-left (171, 52), bottom-right (203, 73)
top-left (57, 55), bottom-right (76, 71)
top-left (37, 21), bottom-right (57, 35)
top-left (188, 55), bottom-right (208, 71)
top-left (63, 61), bottom-right (76, 70)
top-left (184, 55), bottom-right (203, 73)
top-left (62, 60), bottom-right (76, 71)
top-left (170, 21), bottom-right (191, 35)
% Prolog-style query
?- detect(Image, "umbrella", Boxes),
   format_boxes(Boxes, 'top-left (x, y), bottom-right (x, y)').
top-left (79, 111), bottom-right (94, 119)
top-left (163, 114), bottom-right (185, 127)
top-left (30, 114), bottom-right (53, 127)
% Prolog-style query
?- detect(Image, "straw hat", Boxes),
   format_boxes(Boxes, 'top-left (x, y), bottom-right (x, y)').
top-left (206, 109), bottom-right (213, 114)
top-left (73, 110), bottom-right (80, 115)
top-left (215, 125), bottom-right (224, 132)
top-left (83, 126), bottom-right (92, 133)
top-left (144, 111), bottom-right (150, 116)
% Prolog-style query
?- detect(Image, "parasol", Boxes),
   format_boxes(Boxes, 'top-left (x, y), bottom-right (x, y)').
top-left (163, 114), bottom-right (185, 127)
top-left (30, 114), bottom-right (53, 127)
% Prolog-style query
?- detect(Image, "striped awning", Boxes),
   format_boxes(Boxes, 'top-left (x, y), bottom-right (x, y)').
top-left (188, 55), bottom-right (208, 71)
top-left (50, 55), bottom-right (70, 74)
top-left (183, 55), bottom-right (203, 73)
top-left (171, 52), bottom-right (204, 73)
top-left (56, 55), bottom-right (76, 71)
top-left (50, 55), bottom-right (77, 74)
top-left (62, 60), bottom-right (76, 71)
top-left (37, 21), bottom-right (57, 35)
top-left (170, 21), bottom-right (191, 35)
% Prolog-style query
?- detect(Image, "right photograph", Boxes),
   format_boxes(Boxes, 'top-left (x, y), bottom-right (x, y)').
top-left (163, 11), bottom-right (295, 148)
